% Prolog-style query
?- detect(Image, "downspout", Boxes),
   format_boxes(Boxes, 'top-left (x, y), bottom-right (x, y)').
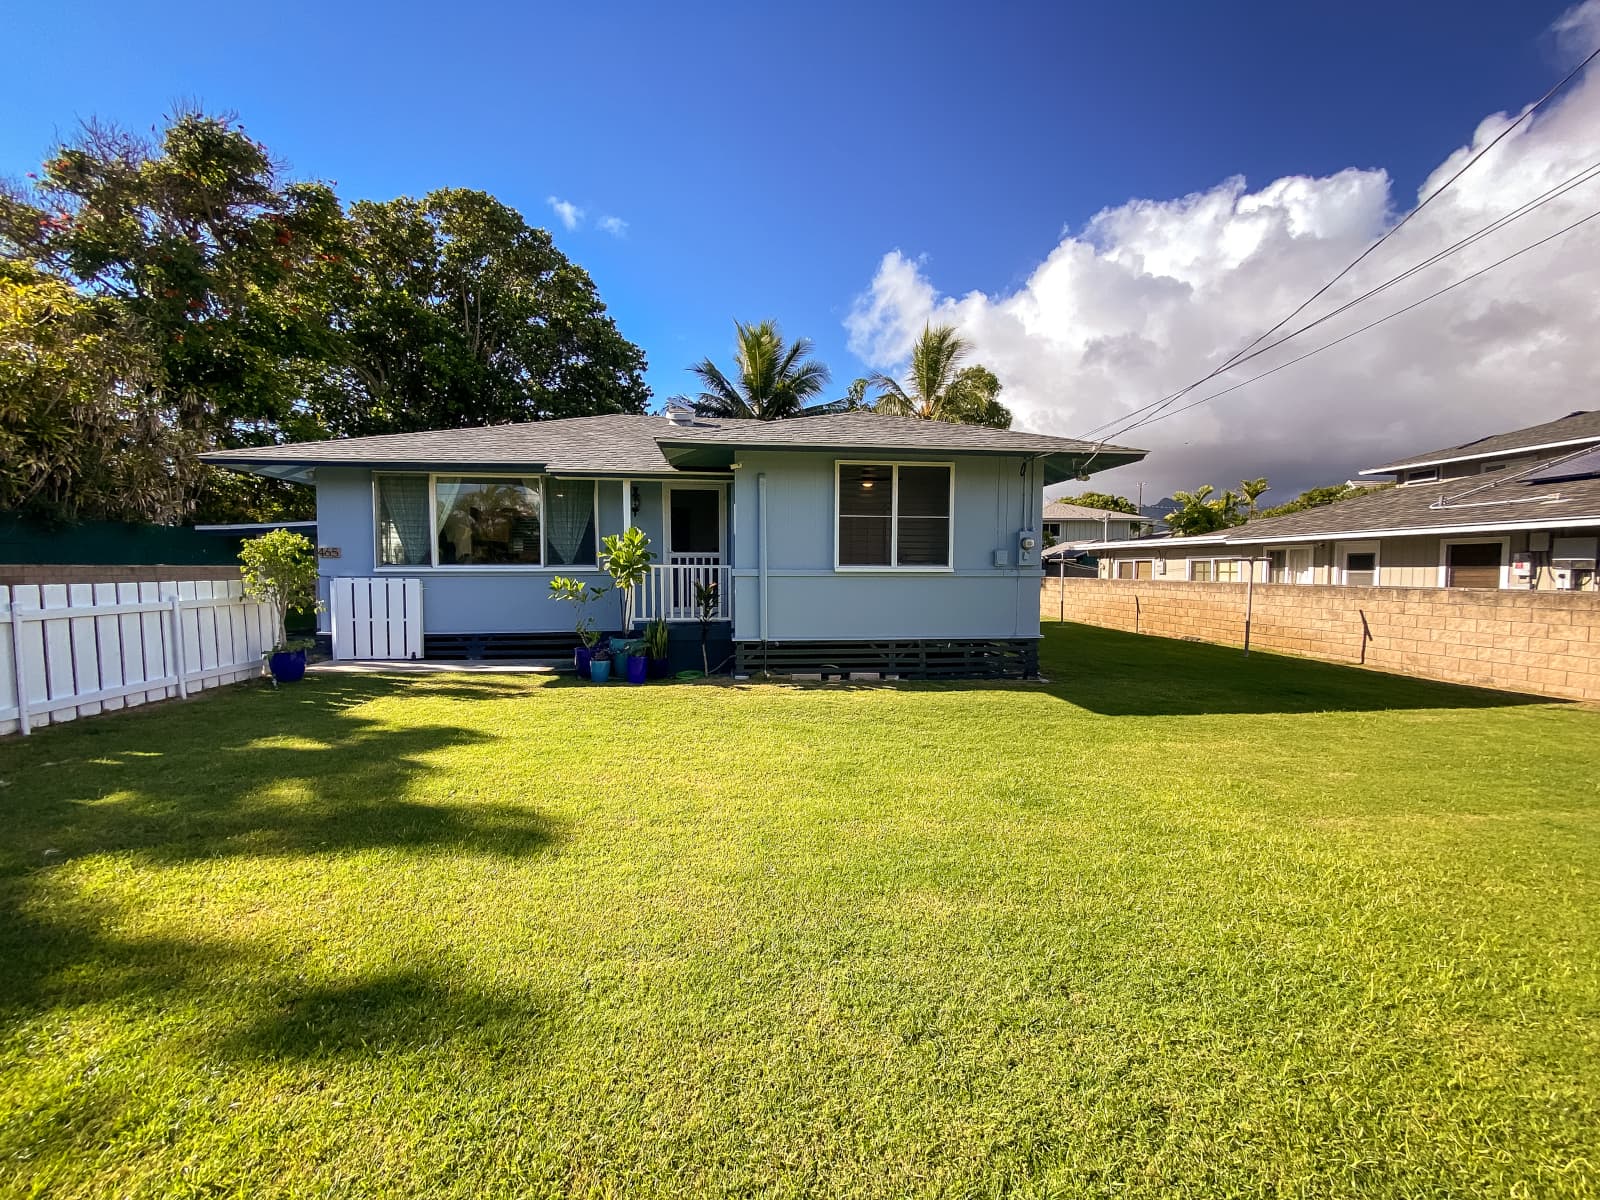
top-left (758, 472), bottom-right (769, 645)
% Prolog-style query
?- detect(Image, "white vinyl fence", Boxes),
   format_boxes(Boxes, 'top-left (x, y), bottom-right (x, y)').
top-left (0, 580), bottom-right (276, 737)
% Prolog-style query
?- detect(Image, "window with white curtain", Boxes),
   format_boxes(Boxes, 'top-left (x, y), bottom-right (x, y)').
top-left (376, 475), bottom-right (432, 567)
top-left (543, 480), bottom-right (597, 566)
top-left (376, 474), bottom-right (600, 569)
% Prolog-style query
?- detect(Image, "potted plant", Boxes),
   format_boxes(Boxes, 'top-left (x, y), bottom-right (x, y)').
top-left (643, 618), bottom-right (670, 679)
top-left (599, 527), bottom-right (655, 634)
top-left (239, 529), bottom-right (323, 684)
top-left (588, 642), bottom-right (614, 683)
top-left (549, 576), bottom-right (610, 678)
top-left (619, 637), bottom-right (649, 685)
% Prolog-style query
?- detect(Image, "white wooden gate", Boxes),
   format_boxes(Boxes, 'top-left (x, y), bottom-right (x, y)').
top-left (329, 577), bottom-right (423, 660)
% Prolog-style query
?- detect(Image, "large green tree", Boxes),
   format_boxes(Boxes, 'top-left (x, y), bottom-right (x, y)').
top-left (691, 320), bottom-right (830, 420)
top-left (317, 189), bottom-right (649, 436)
top-left (0, 112), bottom-right (348, 521)
top-left (868, 324), bottom-right (1013, 428)
top-left (0, 263), bottom-right (198, 523)
top-left (1061, 490), bottom-right (1140, 515)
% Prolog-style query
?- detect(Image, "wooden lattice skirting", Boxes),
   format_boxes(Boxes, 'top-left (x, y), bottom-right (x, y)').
top-left (735, 638), bottom-right (1039, 680)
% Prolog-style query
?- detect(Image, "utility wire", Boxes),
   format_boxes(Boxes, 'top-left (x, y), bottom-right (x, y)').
top-left (1113, 205), bottom-right (1600, 436)
top-left (1073, 44), bottom-right (1600, 461)
top-left (1081, 155), bottom-right (1600, 443)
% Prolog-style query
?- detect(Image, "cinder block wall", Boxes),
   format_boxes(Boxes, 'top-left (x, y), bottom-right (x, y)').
top-left (1041, 578), bottom-right (1600, 703)
top-left (0, 564), bottom-right (244, 587)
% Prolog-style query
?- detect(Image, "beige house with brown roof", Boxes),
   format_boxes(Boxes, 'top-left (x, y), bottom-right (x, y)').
top-left (1089, 410), bottom-right (1600, 592)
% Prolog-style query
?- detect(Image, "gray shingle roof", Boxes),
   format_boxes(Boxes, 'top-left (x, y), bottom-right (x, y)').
top-left (1222, 473), bottom-right (1600, 542)
top-left (1042, 500), bottom-right (1154, 522)
top-left (203, 410), bottom-right (1146, 484)
top-left (203, 415), bottom-right (681, 478)
top-left (1363, 409), bottom-right (1600, 474)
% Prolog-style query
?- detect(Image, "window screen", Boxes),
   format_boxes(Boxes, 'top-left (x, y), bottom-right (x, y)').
top-left (895, 466), bottom-right (951, 566)
top-left (838, 464), bottom-right (893, 566)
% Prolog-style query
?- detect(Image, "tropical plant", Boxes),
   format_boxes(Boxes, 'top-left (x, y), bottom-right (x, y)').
top-left (1258, 481), bottom-right (1384, 519)
top-left (694, 580), bottom-right (720, 676)
top-left (1060, 491), bottom-right (1140, 515)
top-left (548, 575), bottom-right (610, 648)
top-left (690, 320), bottom-right (830, 420)
top-left (238, 530), bottom-right (322, 651)
top-left (1239, 477), bottom-right (1270, 516)
top-left (600, 527), bottom-right (655, 631)
top-left (868, 324), bottom-right (1012, 428)
top-left (643, 617), bottom-right (669, 661)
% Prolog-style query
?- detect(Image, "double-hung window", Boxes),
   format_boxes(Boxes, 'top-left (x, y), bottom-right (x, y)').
top-left (836, 462), bottom-right (952, 569)
top-left (375, 474), bottom-right (597, 569)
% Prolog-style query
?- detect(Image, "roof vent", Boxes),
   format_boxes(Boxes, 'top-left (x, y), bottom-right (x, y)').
top-left (664, 402), bottom-right (696, 427)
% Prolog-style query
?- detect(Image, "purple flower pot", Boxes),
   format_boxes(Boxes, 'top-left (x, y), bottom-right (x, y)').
top-left (574, 646), bottom-right (593, 680)
top-left (268, 649), bottom-right (306, 683)
top-left (626, 654), bottom-right (648, 685)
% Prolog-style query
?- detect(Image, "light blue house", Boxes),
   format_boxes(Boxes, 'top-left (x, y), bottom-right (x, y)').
top-left (205, 410), bottom-right (1144, 676)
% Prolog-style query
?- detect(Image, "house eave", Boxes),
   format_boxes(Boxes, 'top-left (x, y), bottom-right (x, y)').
top-left (1359, 435), bottom-right (1600, 476)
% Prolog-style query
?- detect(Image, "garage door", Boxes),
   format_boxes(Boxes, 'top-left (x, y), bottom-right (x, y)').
top-left (1446, 542), bottom-right (1503, 589)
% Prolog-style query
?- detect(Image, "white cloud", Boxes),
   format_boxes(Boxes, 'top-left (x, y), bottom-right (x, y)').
top-left (546, 196), bottom-right (584, 231)
top-left (598, 215), bottom-right (629, 237)
top-left (846, 12), bottom-right (1600, 503)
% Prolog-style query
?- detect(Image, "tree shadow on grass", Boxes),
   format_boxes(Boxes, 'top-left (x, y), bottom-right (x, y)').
top-left (0, 673), bottom-right (560, 1025)
top-left (219, 968), bottom-right (548, 1062)
top-left (1029, 624), bottom-right (1556, 716)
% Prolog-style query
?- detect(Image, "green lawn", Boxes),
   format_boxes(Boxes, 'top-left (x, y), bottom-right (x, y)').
top-left (2, 624), bottom-right (1597, 1199)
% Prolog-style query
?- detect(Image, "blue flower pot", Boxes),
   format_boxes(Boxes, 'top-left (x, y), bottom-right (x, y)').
top-left (268, 649), bottom-right (306, 683)
top-left (589, 658), bottom-right (612, 683)
top-left (574, 646), bottom-right (593, 679)
top-left (626, 654), bottom-right (648, 685)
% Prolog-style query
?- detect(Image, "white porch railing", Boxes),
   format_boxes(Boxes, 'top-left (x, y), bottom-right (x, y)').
top-left (635, 563), bottom-right (731, 623)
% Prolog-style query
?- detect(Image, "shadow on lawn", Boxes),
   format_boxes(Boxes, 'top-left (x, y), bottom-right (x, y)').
top-left (1033, 623), bottom-right (1555, 716)
top-left (0, 673), bottom-right (559, 1025)
top-left (221, 968), bottom-right (546, 1062)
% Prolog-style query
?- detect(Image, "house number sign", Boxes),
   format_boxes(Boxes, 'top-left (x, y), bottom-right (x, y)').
top-left (318, 546), bottom-right (342, 559)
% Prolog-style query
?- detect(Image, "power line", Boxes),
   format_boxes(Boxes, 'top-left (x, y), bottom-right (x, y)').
top-left (1116, 204), bottom-right (1600, 436)
top-left (1075, 43), bottom-right (1600, 456)
top-left (1082, 154), bottom-right (1600, 443)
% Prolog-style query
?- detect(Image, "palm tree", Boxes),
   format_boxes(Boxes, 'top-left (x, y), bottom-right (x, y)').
top-left (690, 320), bottom-right (830, 420)
top-left (1238, 477), bottom-right (1270, 516)
top-left (869, 324), bottom-right (1011, 428)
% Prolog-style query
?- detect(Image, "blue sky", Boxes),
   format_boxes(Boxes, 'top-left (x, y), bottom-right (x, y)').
top-left (5, 0), bottom-right (1593, 495)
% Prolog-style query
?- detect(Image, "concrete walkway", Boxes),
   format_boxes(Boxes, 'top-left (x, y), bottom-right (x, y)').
top-left (309, 658), bottom-right (566, 675)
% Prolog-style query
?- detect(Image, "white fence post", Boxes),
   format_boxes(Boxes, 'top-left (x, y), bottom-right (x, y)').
top-left (6, 590), bottom-right (29, 737)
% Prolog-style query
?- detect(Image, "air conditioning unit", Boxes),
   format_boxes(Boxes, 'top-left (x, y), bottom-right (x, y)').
top-left (1552, 536), bottom-right (1598, 568)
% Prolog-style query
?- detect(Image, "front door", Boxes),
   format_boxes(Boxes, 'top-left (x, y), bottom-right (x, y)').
top-left (667, 487), bottom-right (723, 563)
top-left (665, 486), bottom-right (724, 617)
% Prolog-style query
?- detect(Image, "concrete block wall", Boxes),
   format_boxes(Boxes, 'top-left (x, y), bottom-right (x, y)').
top-left (1042, 578), bottom-right (1600, 703)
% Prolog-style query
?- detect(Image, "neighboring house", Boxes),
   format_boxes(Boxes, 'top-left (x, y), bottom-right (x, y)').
top-left (1089, 409), bottom-right (1600, 592)
top-left (204, 411), bottom-right (1144, 675)
top-left (1041, 500), bottom-right (1155, 546)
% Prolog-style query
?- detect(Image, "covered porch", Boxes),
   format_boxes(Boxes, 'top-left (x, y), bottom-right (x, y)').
top-left (623, 476), bottom-right (733, 625)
